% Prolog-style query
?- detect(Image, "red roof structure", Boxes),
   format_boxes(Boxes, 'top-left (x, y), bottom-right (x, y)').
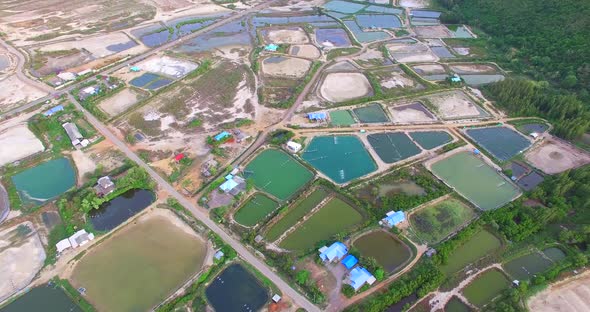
top-left (174, 153), bottom-right (185, 162)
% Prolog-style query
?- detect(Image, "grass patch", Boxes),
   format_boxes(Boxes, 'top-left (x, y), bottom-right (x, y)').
top-left (410, 198), bottom-right (477, 245)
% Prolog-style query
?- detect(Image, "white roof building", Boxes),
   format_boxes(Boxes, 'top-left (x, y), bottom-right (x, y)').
top-left (55, 229), bottom-right (95, 254)
top-left (286, 141), bottom-right (302, 153)
top-left (82, 86), bottom-right (98, 95)
top-left (57, 72), bottom-right (77, 81)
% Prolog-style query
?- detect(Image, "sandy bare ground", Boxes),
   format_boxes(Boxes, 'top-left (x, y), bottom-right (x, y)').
top-left (390, 103), bottom-right (438, 124)
top-left (99, 88), bottom-right (140, 117)
top-left (70, 150), bottom-right (97, 184)
top-left (380, 72), bottom-right (416, 89)
top-left (289, 44), bottom-right (321, 59)
top-left (450, 64), bottom-right (498, 74)
top-left (412, 64), bottom-right (446, 74)
top-left (528, 271), bottom-right (590, 312)
top-left (0, 74), bottom-right (48, 112)
top-left (0, 222), bottom-right (46, 303)
top-left (36, 32), bottom-right (144, 59)
top-left (0, 123), bottom-right (45, 167)
top-left (400, 0), bottom-right (430, 8)
top-left (386, 41), bottom-right (438, 63)
top-left (266, 28), bottom-right (309, 44)
top-left (425, 90), bottom-right (485, 119)
top-left (261, 56), bottom-right (311, 78)
top-left (415, 25), bottom-right (452, 38)
top-left (525, 137), bottom-right (590, 174)
top-left (319, 72), bottom-right (372, 102)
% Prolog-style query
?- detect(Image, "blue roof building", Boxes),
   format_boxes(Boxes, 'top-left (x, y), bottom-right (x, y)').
top-left (319, 242), bottom-right (348, 263)
top-left (382, 210), bottom-right (405, 227)
top-left (307, 112), bottom-right (328, 121)
top-left (347, 267), bottom-right (376, 291)
top-left (341, 254), bottom-right (358, 270)
top-left (225, 174), bottom-right (234, 180)
top-left (214, 131), bottom-right (231, 141)
top-left (220, 179), bottom-right (238, 193)
top-left (130, 66), bottom-right (141, 72)
top-left (265, 44), bottom-right (279, 51)
top-left (43, 105), bottom-right (64, 117)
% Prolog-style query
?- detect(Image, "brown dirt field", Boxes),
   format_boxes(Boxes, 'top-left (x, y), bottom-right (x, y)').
top-left (319, 72), bottom-right (372, 103)
top-left (99, 88), bottom-right (141, 117)
top-left (289, 44), bottom-right (321, 59)
top-left (0, 122), bottom-right (45, 167)
top-left (525, 137), bottom-right (590, 174)
top-left (415, 25), bottom-right (452, 38)
top-left (265, 28), bottom-right (309, 44)
top-left (261, 56), bottom-right (311, 78)
top-left (0, 75), bottom-right (48, 112)
top-left (424, 90), bottom-right (484, 119)
top-left (528, 271), bottom-right (590, 312)
top-left (386, 41), bottom-right (438, 63)
top-left (412, 64), bottom-right (446, 75)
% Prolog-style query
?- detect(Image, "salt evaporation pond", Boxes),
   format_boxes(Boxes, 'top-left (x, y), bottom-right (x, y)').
top-left (356, 14), bottom-right (402, 29)
top-left (11, 158), bottom-right (75, 205)
top-left (315, 28), bottom-right (352, 47)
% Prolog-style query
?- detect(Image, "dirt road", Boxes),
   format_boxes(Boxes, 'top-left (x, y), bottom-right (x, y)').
top-left (0, 39), bottom-right (53, 94)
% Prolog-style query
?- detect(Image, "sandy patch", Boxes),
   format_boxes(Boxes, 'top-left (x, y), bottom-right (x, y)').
top-left (453, 47), bottom-right (470, 56)
top-left (266, 28), bottom-right (309, 44)
top-left (289, 44), bottom-right (321, 59)
top-left (412, 64), bottom-right (446, 74)
top-left (415, 25), bottom-right (452, 38)
top-left (390, 102), bottom-right (438, 124)
top-left (319, 72), bottom-right (372, 103)
top-left (0, 75), bottom-right (48, 112)
top-left (424, 90), bottom-right (485, 119)
top-left (36, 32), bottom-right (143, 58)
top-left (528, 271), bottom-right (590, 312)
top-left (0, 222), bottom-right (46, 302)
top-left (355, 48), bottom-right (384, 62)
top-left (525, 137), bottom-right (590, 174)
top-left (261, 56), bottom-right (311, 78)
top-left (0, 123), bottom-right (45, 167)
top-left (386, 41), bottom-right (438, 63)
top-left (71, 150), bottom-right (97, 184)
top-left (380, 72), bottom-right (416, 89)
top-left (139, 56), bottom-right (198, 78)
top-left (98, 88), bottom-right (140, 117)
top-left (450, 64), bottom-right (498, 74)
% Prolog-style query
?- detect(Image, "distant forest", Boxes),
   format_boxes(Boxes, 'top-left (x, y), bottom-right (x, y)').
top-left (437, 0), bottom-right (590, 138)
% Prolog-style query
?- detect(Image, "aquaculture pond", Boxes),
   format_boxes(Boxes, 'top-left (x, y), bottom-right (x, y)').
top-left (411, 10), bottom-right (442, 18)
top-left (11, 158), bottom-right (76, 205)
top-left (356, 14), bottom-right (402, 29)
top-left (136, 16), bottom-right (220, 47)
top-left (517, 123), bottom-right (548, 135)
top-left (461, 74), bottom-right (504, 86)
top-left (462, 269), bottom-right (510, 307)
top-left (323, 0), bottom-right (366, 14)
top-left (303, 136), bottom-right (376, 183)
top-left (386, 293), bottom-right (418, 312)
top-left (264, 188), bottom-right (328, 241)
top-left (465, 126), bottom-right (531, 161)
top-left (330, 110), bottom-right (356, 126)
top-left (205, 263), bottom-right (269, 312)
top-left (430, 151), bottom-right (520, 210)
top-left (410, 131), bottom-right (452, 150)
top-left (542, 247), bottom-right (566, 262)
top-left (440, 229), bottom-right (501, 274)
top-left (503, 251), bottom-right (553, 280)
top-left (431, 46), bottom-right (455, 58)
top-left (366, 5), bottom-right (403, 14)
top-left (315, 28), bottom-right (352, 47)
top-left (517, 171), bottom-right (544, 191)
top-left (244, 149), bottom-right (313, 201)
top-left (71, 212), bottom-right (207, 312)
top-left (410, 198), bottom-right (476, 245)
top-left (353, 231), bottom-right (412, 273)
top-left (280, 197), bottom-right (364, 251)
top-left (252, 15), bottom-right (336, 27)
top-left (444, 296), bottom-right (471, 312)
top-left (449, 25), bottom-right (473, 38)
top-left (368, 132), bottom-right (421, 164)
top-left (0, 285), bottom-right (82, 312)
top-left (129, 73), bottom-right (161, 88)
top-left (353, 103), bottom-right (390, 123)
top-left (343, 20), bottom-right (390, 43)
top-left (234, 193), bottom-right (279, 227)
top-left (106, 40), bottom-right (138, 53)
top-left (88, 189), bottom-right (155, 231)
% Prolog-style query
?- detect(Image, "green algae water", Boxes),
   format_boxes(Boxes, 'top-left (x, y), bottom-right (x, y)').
top-left (11, 158), bottom-right (76, 205)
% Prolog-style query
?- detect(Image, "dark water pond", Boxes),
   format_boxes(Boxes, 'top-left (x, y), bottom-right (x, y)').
top-left (386, 293), bottom-right (418, 312)
top-left (129, 72), bottom-right (160, 87)
top-left (315, 28), bottom-right (352, 47)
top-left (431, 46), bottom-right (455, 58)
top-left (520, 123), bottom-right (548, 134)
top-left (145, 79), bottom-right (172, 90)
top-left (106, 40), bottom-right (138, 53)
top-left (205, 263), bottom-right (269, 312)
top-left (356, 14), bottom-right (402, 29)
top-left (0, 286), bottom-right (82, 312)
top-left (88, 189), bottom-right (155, 231)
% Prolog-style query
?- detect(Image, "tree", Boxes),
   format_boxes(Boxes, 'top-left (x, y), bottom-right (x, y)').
top-left (295, 270), bottom-right (311, 286)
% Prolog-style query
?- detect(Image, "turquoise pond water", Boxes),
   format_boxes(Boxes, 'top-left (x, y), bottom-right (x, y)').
top-left (323, 0), bottom-right (366, 14)
top-left (11, 158), bottom-right (76, 205)
top-left (343, 20), bottom-right (391, 43)
top-left (409, 131), bottom-right (452, 150)
top-left (303, 136), bottom-right (376, 183)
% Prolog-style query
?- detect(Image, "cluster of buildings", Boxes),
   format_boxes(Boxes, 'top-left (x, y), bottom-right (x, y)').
top-left (380, 210), bottom-right (406, 228)
top-left (307, 112), bottom-right (328, 123)
top-left (48, 68), bottom-right (94, 87)
top-left (62, 122), bottom-right (89, 148)
top-left (56, 229), bottom-right (95, 254)
top-left (318, 242), bottom-right (377, 291)
top-left (219, 169), bottom-right (246, 196)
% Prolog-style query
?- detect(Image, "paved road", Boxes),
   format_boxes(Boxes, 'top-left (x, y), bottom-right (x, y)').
top-left (0, 39), bottom-right (54, 94)
top-left (67, 95), bottom-right (320, 312)
top-left (0, 0), bottom-right (278, 119)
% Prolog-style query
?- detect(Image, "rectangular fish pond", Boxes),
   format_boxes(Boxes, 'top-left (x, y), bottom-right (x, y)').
top-left (0, 285), bottom-right (82, 312)
top-left (11, 157), bottom-right (76, 206)
top-left (71, 212), bottom-right (207, 312)
top-left (244, 149), bottom-right (313, 201)
top-left (353, 103), bottom-right (390, 123)
top-left (330, 110), bottom-right (356, 126)
top-left (356, 14), bottom-right (402, 29)
top-left (206, 263), bottom-right (269, 312)
top-left (462, 269), bottom-right (510, 308)
top-left (233, 193), bottom-right (279, 227)
top-left (444, 296), bottom-right (472, 312)
top-left (303, 135), bottom-right (376, 184)
top-left (315, 28), bottom-right (352, 47)
top-left (465, 126), bottom-right (532, 161)
top-left (353, 230), bottom-right (413, 273)
top-left (503, 247), bottom-right (566, 280)
top-left (430, 151), bottom-right (521, 210)
top-left (461, 74), bottom-right (505, 86)
top-left (409, 131), bottom-right (453, 150)
top-left (410, 198), bottom-right (476, 245)
top-left (264, 188), bottom-right (328, 241)
top-left (440, 229), bottom-right (502, 274)
top-left (88, 189), bottom-right (155, 232)
top-left (129, 73), bottom-right (172, 90)
top-left (323, 0), bottom-right (366, 14)
top-left (367, 132), bottom-right (422, 164)
top-left (343, 20), bottom-right (391, 43)
top-left (279, 197), bottom-right (365, 251)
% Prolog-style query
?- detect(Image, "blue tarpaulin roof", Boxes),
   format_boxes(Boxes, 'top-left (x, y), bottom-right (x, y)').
top-left (384, 211), bottom-right (405, 227)
top-left (319, 242), bottom-right (347, 262)
top-left (307, 112), bottom-right (327, 120)
top-left (341, 254), bottom-right (358, 269)
top-left (265, 44), bottom-right (279, 51)
top-left (225, 174), bottom-right (234, 180)
top-left (43, 105), bottom-right (64, 117)
top-left (348, 267), bottom-right (375, 290)
top-left (219, 179), bottom-right (238, 192)
top-left (214, 131), bottom-right (231, 141)
top-left (130, 66), bottom-right (141, 72)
